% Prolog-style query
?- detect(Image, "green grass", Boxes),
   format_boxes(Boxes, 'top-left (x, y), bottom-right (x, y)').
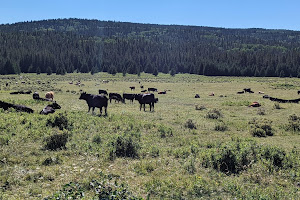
top-left (0, 73), bottom-right (300, 199)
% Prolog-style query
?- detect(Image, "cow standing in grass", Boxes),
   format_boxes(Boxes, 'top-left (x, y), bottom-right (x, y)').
top-left (79, 92), bottom-right (108, 116)
top-left (135, 93), bottom-right (158, 111)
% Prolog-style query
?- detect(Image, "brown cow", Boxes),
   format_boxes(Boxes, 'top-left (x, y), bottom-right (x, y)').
top-left (45, 91), bottom-right (54, 100)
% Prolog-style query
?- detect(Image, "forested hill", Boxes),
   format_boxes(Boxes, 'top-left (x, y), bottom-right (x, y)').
top-left (1, 18), bottom-right (300, 77)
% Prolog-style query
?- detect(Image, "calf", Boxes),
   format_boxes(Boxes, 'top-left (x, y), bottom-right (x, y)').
top-left (79, 92), bottom-right (108, 116)
top-left (109, 93), bottom-right (124, 103)
top-left (129, 86), bottom-right (135, 91)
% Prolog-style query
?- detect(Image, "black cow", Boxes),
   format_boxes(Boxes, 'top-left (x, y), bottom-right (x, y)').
top-left (10, 90), bottom-right (32, 95)
top-left (135, 93), bottom-right (158, 111)
top-left (0, 100), bottom-right (34, 113)
top-left (40, 102), bottom-right (61, 115)
top-left (109, 93), bottom-right (124, 103)
top-left (298, 90), bottom-right (300, 95)
top-left (237, 91), bottom-right (244, 94)
top-left (99, 89), bottom-right (108, 95)
top-left (123, 93), bottom-right (136, 103)
top-left (129, 86), bottom-right (135, 91)
top-left (195, 94), bottom-right (200, 98)
top-left (244, 88), bottom-right (254, 93)
top-left (140, 85), bottom-right (144, 89)
top-left (141, 90), bottom-right (147, 93)
top-left (79, 92), bottom-right (108, 116)
top-left (148, 88), bottom-right (158, 92)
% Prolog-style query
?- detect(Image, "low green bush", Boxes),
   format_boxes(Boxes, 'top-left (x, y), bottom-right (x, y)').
top-left (109, 132), bottom-right (140, 160)
top-left (184, 119), bottom-right (197, 129)
top-left (46, 112), bottom-right (73, 130)
top-left (206, 109), bottom-right (222, 119)
top-left (285, 114), bottom-right (300, 132)
top-left (44, 132), bottom-right (69, 150)
top-left (249, 118), bottom-right (274, 137)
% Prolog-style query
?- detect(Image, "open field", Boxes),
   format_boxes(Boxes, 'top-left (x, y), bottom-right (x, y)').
top-left (0, 73), bottom-right (300, 199)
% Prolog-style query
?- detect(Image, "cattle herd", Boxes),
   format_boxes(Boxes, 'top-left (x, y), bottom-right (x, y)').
top-left (3, 82), bottom-right (300, 116)
top-left (78, 87), bottom-right (160, 115)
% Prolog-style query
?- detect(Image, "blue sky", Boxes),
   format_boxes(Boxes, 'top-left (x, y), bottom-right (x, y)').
top-left (1, 0), bottom-right (299, 30)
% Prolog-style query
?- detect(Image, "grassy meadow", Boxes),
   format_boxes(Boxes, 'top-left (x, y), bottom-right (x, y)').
top-left (0, 72), bottom-right (300, 199)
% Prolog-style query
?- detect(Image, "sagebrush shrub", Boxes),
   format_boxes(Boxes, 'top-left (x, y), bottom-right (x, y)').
top-left (206, 109), bottom-right (222, 119)
top-left (46, 112), bottom-right (73, 130)
top-left (109, 132), bottom-right (140, 160)
top-left (214, 122), bottom-right (228, 131)
top-left (249, 118), bottom-right (273, 137)
top-left (285, 114), bottom-right (300, 131)
top-left (44, 132), bottom-right (69, 150)
top-left (185, 119), bottom-right (197, 129)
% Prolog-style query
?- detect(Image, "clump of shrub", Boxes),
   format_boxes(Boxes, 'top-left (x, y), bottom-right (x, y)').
top-left (46, 112), bottom-right (73, 130)
top-left (195, 104), bottom-right (206, 110)
top-left (206, 109), bottom-right (222, 119)
top-left (249, 118), bottom-right (274, 137)
top-left (202, 138), bottom-right (258, 174)
top-left (257, 108), bottom-right (265, 115)
top-left (46, 172), bottom-right (141, 199)
top-left (214, 122), bottom-right (228, 131)
top-left (202, 138), bottom-right (297, 175)
top-left (44, 131), bottom-right (69, 150)
top-left (92, 135), bottom-right (102, 144)
top-left (184, 119), bottom-right (197, 129)
top-left (285, 114), bottom-right (300, 132)
top-left (42, 156), bottom-right (62, 166)
top-left (109, 132), bottom-right (140, 160)
top-left (158, 124), bottom-right (173, 138)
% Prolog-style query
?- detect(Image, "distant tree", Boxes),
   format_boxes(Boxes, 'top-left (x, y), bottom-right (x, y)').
top-left (279, 70), bottom-right (285, 78)
top-left (170, 68), bottom-right (176, 76)
top-left (152, 67), bottom-right (158, 76)
top-left (46, 66), bottom-right (52, 75)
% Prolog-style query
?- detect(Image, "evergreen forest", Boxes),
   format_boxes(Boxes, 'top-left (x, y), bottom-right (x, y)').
top-left (1, 18), bottom-right (300, 77)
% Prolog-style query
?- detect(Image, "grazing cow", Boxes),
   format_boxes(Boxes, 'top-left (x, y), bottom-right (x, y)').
top-left (258, 91), bottom-right (265, 94)
top-left (237, 91), bottom-right (244, 94)
top-left (123, 93), bottom-right (136, 103)
top-left (79, 92), bottom-right (108, 116)
top-left (109, 93), bottom-right (124, 103)
top-left (158, 91), bottom-right (166, 94)
top-left (129, 86), bottom-right (135, 91)
top-left (40, 102), bottom-right (61, 115)
top-left (135, 93), bottom-right (158, 111)
top-left (102, 80), bottom-right (109, 84)
top-left (141, 90), bottom-right (147, 93)
top-left (0, 100), bottom-right (34, 113)
top-left (99, 89), bottom-right (108, 95)
top-left (45, 91), bottom-right (54, 100)
top-left (209, 92), bottom-right (215, 96)
top-left (195, 94), bottom-right (200, 98)
top-left (148, 87), bottom-right (157, 92)
top-left (249, 102), bottom-right (261, 107)
top-left (298, 90), bottom-right (300, 95)
top-left (140, 85), bottom-right (144, 89)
